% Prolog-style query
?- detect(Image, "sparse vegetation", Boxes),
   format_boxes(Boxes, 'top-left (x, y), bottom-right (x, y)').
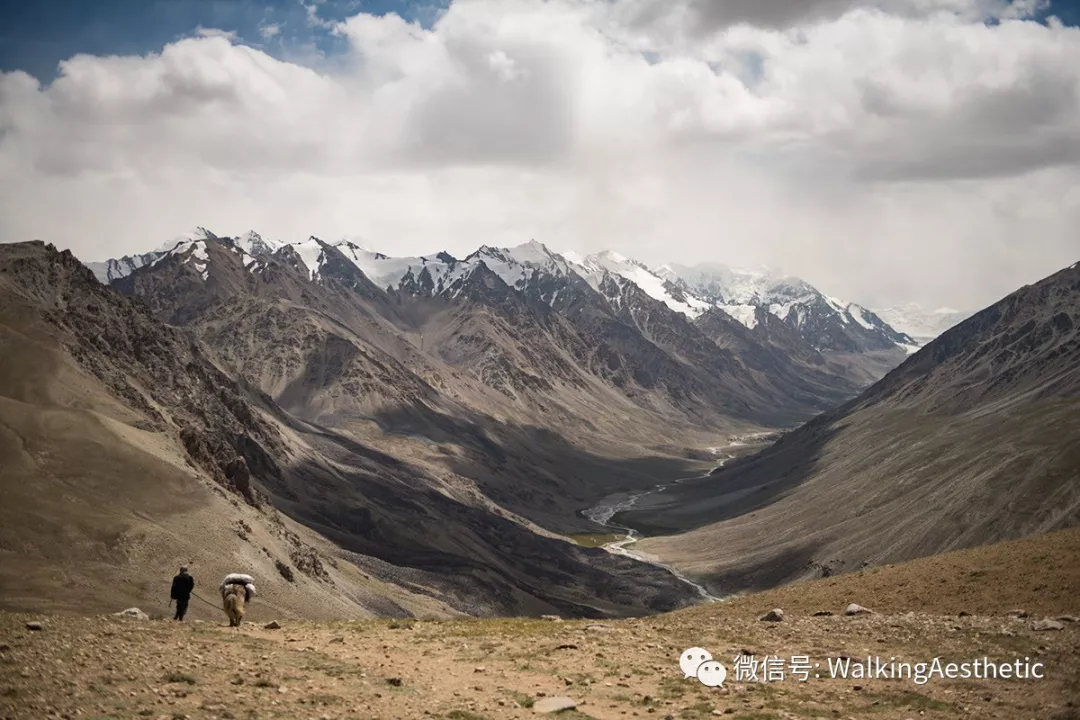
top-left (162, 672), bottom-right (196, 685)
top-left (446, 711), bottom-right (490, 720)
top-left (274, 559), bottom-right (295, 582)
top-left (568, 533), bottom-right (626, 548)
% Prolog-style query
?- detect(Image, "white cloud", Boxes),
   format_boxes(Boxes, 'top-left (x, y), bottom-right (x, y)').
top-left (194, 26), bottom-right (239, 41)
top-left (0, 0), bottom-right (1078, 310)
top-left (304, 3), bottom-right (335, 29)
top-left (259, 23), bottom-right (282, 39)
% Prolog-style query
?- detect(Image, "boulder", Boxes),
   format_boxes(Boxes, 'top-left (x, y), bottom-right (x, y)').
top-left (264, 620), bottom-right (282, 630)
top-left (25, 621), bottom-right (43, 631)
top-left (533, 696), bottom-right (578, 714)
top-left (844, 604), bottom-right (873, 616)
top-left (760, 608), bottom-right (784, 622)
top-left (1033, 619), bottom-right (1065, 632)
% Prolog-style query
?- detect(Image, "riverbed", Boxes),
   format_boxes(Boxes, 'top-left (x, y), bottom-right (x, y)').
top-left (582, 455), bottom-right (735, 602)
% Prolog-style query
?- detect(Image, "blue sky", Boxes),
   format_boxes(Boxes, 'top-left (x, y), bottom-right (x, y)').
top-left (3, 0), bottom-right (1079, 82)
top-left (0, 0), bottom-right (450, 81)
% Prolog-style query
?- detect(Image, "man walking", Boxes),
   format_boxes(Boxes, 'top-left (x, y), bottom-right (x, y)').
top-left (170, 565), bottom-right (195, 621)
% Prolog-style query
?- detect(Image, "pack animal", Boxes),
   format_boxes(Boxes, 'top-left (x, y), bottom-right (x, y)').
top-left (222, 583), bottom-right (246, 628)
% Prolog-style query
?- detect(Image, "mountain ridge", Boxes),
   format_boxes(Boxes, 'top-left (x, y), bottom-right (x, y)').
top-left (82, 231), bottom-right (918, 359)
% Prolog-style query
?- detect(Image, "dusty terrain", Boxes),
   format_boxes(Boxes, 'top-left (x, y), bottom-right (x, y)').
top-left (2, 527), bottom-right (1078, 720)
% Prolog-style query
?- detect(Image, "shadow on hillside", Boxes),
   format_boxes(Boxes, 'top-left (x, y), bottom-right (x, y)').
top-left (616, 414), bottom-right (845, 535)
top-left (704, 539), bottom-right (830, 598)
top-left (263, 452), bottom-right (702, 619)
top-left (367, 402), bottom-right (703, 526)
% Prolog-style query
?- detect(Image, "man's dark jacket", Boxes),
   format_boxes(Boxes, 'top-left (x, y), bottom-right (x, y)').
top-left (171, 573), bottom-right (194, 600)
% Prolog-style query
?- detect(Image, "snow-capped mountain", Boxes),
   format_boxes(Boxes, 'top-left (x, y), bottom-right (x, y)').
top-left (233, 230), bottom-right (283, 258)
top-left (300, 238), bottom-right (577, 303)
top-left (875, 303), bottom-right (973, 345)
top-left (565, 251), bottom-right (712, 318)
top-left (84, 229), bottom-right (915, 358)
top-left (85, 227), bottom-right (220, 283)
top-left (662, 262), bottom-right (917, 354)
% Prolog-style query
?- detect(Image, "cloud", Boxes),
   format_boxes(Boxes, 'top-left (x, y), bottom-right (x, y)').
top-left (304, 3), bottom-right (336, 29)
top-left (194, 26), bottom-right (239, 41)
top-left (259, 23), bottom-right (282, 39)
top-left (0, 0), bottom-right (1078, 311)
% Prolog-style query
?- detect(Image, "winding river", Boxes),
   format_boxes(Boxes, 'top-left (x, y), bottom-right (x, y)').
top-left (583, 455), bottom-right (735, 603)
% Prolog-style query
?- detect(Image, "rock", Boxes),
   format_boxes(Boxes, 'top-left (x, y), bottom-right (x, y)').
top-left (328, 636), bottom-right (344, 644)
top-left (386, 677), bottom-right (403, 687)
top-left (844, 604), bottom-right (873, 616)
top-left (1056, 615), bottom-right (1079, 623)
top-left (1033, 619), bottom-right (1065, 632)
top-left (474, 666), bottom-right (486, 673)
top-left (585, 624), bottom-right (614, 632)
top-left (114, 607), bottom-right (150, 621)
top-left (533, 696), bottom-right (577, 714)
top-left (263, 621), bottom-right (281, 630)
top-left (1006, 609), bottom-right (1029, 619)
top-left (541, 615), bottom-right (563, 622)
top-left (760, 609), bottom-right (784, 622)
top-left (812, 611), bottom-right (835, 617)
top-left (957, 611), bottom-right (971, 618)
top-left (25, 621), bottom-right (43, 631)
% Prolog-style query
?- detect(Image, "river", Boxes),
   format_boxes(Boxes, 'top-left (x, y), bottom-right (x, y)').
top-left (582, 454), bottom-right (735, 603)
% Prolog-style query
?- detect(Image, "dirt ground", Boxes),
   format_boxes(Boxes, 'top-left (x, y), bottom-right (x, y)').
top-left (2, 602), bottom-right (1077, 720)
top-left (3, 528), bottom-right (1079, 720)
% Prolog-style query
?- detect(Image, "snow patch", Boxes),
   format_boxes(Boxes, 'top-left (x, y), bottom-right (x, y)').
top-left (720, 304), bottom-right (758, 329)
top-left (291, 238), bottom-right (326, 280)
top-left (572, 251), bottom-right (711, 318)
top-left (849, 304), bottom-right (875, 330)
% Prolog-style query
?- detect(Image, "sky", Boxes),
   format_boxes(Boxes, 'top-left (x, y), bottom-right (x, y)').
top-left (1, 0), bottom-right (1079, 311)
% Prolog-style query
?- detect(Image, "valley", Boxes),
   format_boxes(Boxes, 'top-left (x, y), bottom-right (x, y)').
top-left (1, 234), bottom-right (1076, 663)
top-left (3, 4), bottom-right (1079, 717)
top-left (1, 229), bottom-right (924, 622)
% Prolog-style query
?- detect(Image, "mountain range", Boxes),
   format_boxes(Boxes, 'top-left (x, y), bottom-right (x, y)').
top-left (4, 225), bottom-right (1073, 622)
top-left (0, 227), bottom-right (917, 618)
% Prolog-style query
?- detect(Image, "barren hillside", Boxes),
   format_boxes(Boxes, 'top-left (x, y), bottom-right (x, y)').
top-left (631, 260), bottom-right (1080, 595)
top-left (0, 242), bottom-right (701, 620)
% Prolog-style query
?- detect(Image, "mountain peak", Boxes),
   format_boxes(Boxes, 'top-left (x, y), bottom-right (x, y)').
top-left (596, 249), bottom-right (628, 263)
top-left (153, 226), bottom-right (216, 254)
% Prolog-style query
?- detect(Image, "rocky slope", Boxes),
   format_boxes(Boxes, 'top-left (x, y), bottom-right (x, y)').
top-left (1, 241), bottom-right (702, 620)
top-left (630, 259), bottom-right (1080, 595)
